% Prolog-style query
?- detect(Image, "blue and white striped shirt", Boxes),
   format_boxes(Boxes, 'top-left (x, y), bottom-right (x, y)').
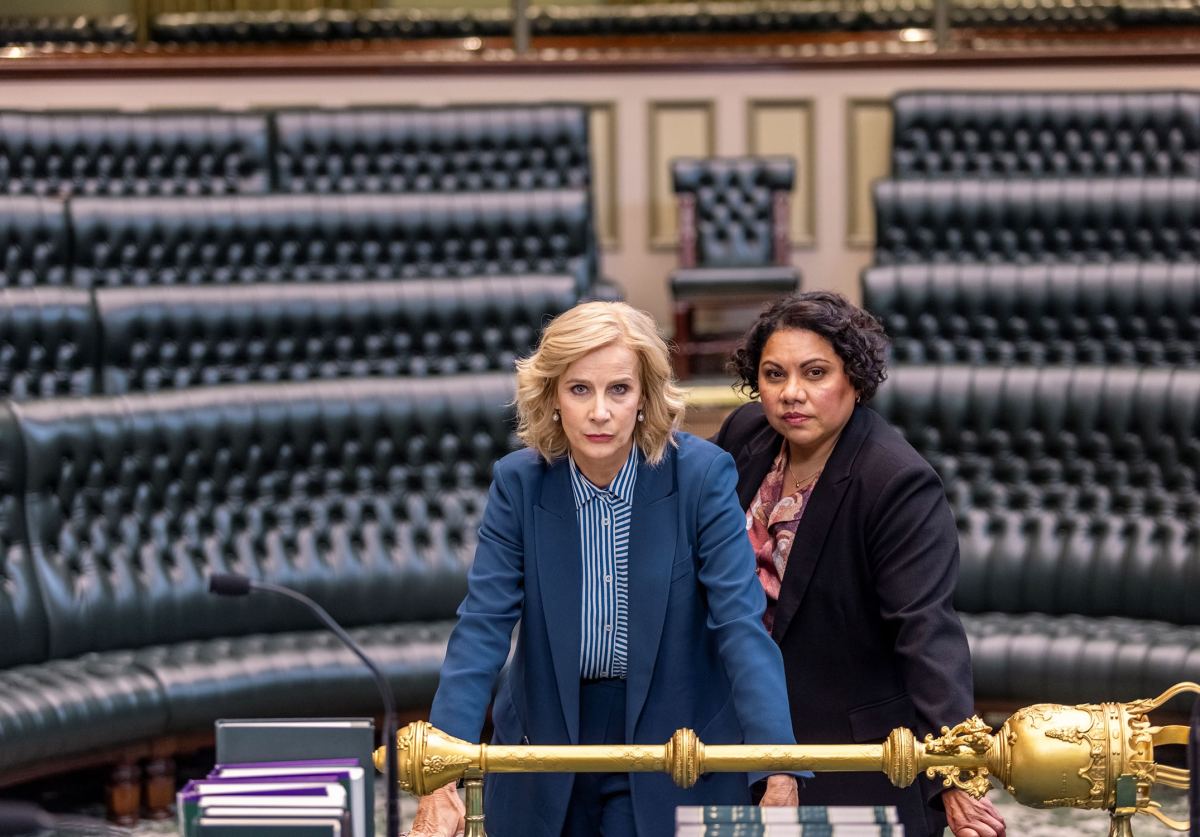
top-left (570, 445), bottom-right (639, 680)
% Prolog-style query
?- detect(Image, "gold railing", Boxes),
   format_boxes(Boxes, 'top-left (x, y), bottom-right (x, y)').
top-left (376, 682), bottom-right (1199, 837)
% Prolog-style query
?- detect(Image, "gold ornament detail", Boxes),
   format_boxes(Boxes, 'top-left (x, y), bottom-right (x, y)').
top-left (666, 728), bottom-right (702, 788)
top-left (924, 716), bottom-right (993, 756)
top-left (1045, 727), bottom-right (1089, 745)
top-left (425, 754), bottom-right (471, 773)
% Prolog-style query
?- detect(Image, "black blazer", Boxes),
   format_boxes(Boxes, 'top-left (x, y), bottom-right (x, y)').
top-left (715, 402), bottom-right (973, 837)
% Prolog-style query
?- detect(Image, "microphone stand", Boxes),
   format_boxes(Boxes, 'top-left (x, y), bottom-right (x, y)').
top-left (209, 577), bottom-right (399, 837)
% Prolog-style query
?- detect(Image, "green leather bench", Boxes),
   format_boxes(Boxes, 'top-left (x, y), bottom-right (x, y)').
top-left (0, 374), bottom-right (517, 813)
top-left (890, 90), bottom-right (1200, 179)
top-left (871, 364), bottom-right (1200, 707)
top-left (873, 178), bottom-right (1200, 265)
top-left (862, 262), bottom-right (1200, 367)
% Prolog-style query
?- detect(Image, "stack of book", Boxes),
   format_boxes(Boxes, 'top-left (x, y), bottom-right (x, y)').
top-left (177, 758), bottom-right (367, 837)
top-left (676, 805), bottom-right (903, 836)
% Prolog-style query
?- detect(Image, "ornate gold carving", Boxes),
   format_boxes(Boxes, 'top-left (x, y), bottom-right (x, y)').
top-left (425, 754), bottom-right (471, 773)
top-left (882, 727), bottom-right (916, 788)
top-left (667, 728), bottom-right (701, 788)
top-left (921, 715), bottom-right (993, 799)
top-left (924, 716), bottom-right (993, 756)
top-left (1045, 727), bottom-right (1088, 744)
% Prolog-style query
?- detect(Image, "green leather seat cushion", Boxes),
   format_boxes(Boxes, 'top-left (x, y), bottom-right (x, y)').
top-left (133, 621), bottom-right (454, 732)
top-left (0, 656), bottom-right (167, 773)
top-left (0, 621), bottom-right (455, 774)
top-left (670, 266), bottom-right (801, 298)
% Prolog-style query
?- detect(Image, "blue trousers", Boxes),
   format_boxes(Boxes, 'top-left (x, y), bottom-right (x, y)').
top-left (560, 679), bottom-right (636, 837)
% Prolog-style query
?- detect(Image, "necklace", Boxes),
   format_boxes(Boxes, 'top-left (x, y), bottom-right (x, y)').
top-left (788, 462), bottom-right (823, 492)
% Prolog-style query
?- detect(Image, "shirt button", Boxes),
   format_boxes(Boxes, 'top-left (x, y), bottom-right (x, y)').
top-left (602, 517), bottom-right (610, 526)
top-left (605, 624), bottom-right (612, 631)
top-left (600, 671), bottom-right (608, 677)
top-left (604, 574), bottom-right (612, 583)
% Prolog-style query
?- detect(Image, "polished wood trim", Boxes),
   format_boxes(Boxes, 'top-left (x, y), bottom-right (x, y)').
top-left (845, 97), bottom-right (891, 250)
top-left (648, 100), bottom-right (715, 251)
top-left (677, 193), bottom-right (697, 269)
top-left (747, 98), bottom-right (816, 249)
top-left (587, 101), bottom-right (620, 251)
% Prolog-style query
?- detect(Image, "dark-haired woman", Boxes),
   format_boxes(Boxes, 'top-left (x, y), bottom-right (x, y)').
top-left (715, 291), bottom-right (1006, 837)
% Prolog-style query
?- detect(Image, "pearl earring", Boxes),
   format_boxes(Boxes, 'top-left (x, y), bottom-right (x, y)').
top-left (637, 410), bottom-right (645, 423)
top-left (552, 409), bottom-right (560, 422)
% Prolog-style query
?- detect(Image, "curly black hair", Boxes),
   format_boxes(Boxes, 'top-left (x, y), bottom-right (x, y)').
top-left (728, 291), bottom-right (890, 401)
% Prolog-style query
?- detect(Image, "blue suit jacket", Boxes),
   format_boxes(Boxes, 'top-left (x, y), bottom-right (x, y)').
top-left (429, 432), bottom-right (795, 837)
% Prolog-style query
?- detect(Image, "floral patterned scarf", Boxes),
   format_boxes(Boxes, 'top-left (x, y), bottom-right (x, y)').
top-left (746, 441), bottom-right (821, 633)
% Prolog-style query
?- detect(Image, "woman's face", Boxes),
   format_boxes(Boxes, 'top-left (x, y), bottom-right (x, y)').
top-left (757, 328), bottom-right (858, 460)
top-left (555, 341), bottom-right (644, 484)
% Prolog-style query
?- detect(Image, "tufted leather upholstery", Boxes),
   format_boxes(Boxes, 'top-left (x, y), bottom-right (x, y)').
top-left (151, 8), bottom-right (511, 45)
top-left (672, 156), bottom-right (796, 270)
top-left (0, 197), bottom-right (70, 288)
top-left (69, 191), bottom-right (595, 294)
top-left (964, 612), bottom-right (1200, 706)
top-left (10, 375), bottom-right (515, 660)
top-left (0, 375), bottom-right (519, 774)
top-left (148, 0), bottom-right (1155, 44)
top-left (872, 365), bottom-right (1200, 622)
top-left (97, 276), bottom-right (576, 392)
top-left (0, 288), bottom-right (97, 399)
top-left (0, 15), bottom-right (135, 46)
top-left (668, 156), bottom-right (801, 378)
top-left (272, 106), bottom-right (590, 196)
top-left (0, 111), bottom-right (270, 198)
top-left (863, 262), bottom-right (1200, 367)
top-left (951, 0), bottom-right (1117, 28)
top-left (873, 178), bottom-right (1200, 265)
top-left (891, 91), bottom-right (1200, 179)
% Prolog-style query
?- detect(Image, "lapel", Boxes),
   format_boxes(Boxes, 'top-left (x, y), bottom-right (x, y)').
top-left (533, 457), bottom-right (583, 743)
top-left (624, 447), bottom-right (677, 739)
top-left (771, 407), bottom-right (871, 644)
top-left (732, 410), bottom-right (784, 511)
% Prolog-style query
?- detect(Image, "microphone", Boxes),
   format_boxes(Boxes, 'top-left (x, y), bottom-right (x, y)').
top-left (0, 801), bottom-right (129, 836)
top-left (208, 574), bottom-right (399, 837)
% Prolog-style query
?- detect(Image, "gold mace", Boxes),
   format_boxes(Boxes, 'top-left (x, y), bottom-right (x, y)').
top-left (376, 682), bottom-right (1199, 836)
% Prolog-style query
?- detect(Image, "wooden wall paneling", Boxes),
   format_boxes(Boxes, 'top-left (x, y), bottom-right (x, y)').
top-left (648, 100), bottom-right (715, 250)
top-left (747, 98), bottom-right (815, 248)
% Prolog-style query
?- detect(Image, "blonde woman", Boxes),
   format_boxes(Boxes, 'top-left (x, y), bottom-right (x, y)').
top-left (410, 302), bottom-right (798, 837)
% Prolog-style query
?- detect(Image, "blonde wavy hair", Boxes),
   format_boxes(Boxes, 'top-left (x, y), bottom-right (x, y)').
top-left (515, 301), bottom-right (686, 465)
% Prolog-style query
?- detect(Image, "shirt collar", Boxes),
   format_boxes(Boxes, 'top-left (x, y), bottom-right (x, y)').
top-left (569, 444), bottom-right (640, 509)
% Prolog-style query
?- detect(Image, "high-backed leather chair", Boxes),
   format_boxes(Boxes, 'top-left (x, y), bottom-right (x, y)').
top-left (0, 374), bottom-right (517, 780)
top-left (69, 191), bottom-right (596, 295)
top-left (669, 156), bottom-right (802, 378)
top-left (863, 262), bottom-right (1200, 366)
top-left (872, 365), bottom-right (1200, 705)
top-left (0, 111), bottom-right (270, 198)
top-left (0, 196), bottom-right (70, 288)
top-left (97, 276), bottom-right (576, 392)
top-left (891, 91), bottom-right (1200, 178)
top-left (272, 105), bottom-right (590, 195)
top-left (873, 178), bottom-right (1200, 265)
